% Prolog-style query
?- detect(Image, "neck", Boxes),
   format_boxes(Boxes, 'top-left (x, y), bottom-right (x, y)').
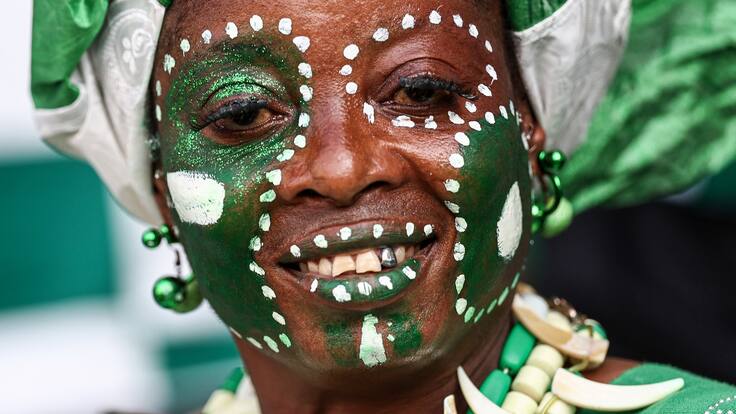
top-left (237, 308), bottom-right (512, 414)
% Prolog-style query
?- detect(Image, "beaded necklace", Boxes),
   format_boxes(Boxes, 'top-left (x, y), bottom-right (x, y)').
top-left (202, 285), bottom-right (684, 414)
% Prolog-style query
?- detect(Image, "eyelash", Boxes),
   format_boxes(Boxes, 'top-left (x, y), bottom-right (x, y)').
top-left (397, 75), bottom-right (476, 100)
top-left (197, 97), bottom-right (268, 130)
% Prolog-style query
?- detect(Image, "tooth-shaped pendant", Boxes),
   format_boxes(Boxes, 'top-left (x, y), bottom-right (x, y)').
top-left (551, 368), bottom-right (684, 411)
top-left (457, 367), bottom-right (512, 414)
top-left (395, 246), bottom-right (406, 263)
top-left (318, 257), bottom-right (332, 276)
top-left (332, 254), bottom-right (356, 276)
top-left (356, 250), bottom-right (381, 273)
top-left (307, 261), bottom-right (319, 273)
top-left (443, 395), bottom-right (457, 414)
top-left (380, 246), bottom-right (397, 268)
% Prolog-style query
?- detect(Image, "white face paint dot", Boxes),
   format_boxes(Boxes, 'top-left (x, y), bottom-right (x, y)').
top-left (155, 80), bottom-right (162, 96)
top-left (454, 132), bottom-right (470, 146)
top-left (155, 105), bottom-right (162, 122)
top-left (500, 105), bottom-right (509, 119)
top-left (298, 112), bottom-right (310, 127)
top-left (357, 281), bottom-right (373, 296)
top-left (379, 276), bottom-right (394, 289)
top-left (339, 227), bottom-right (352, 240)
top-left (497, 181), bottom-right (523, 260)
top-left (249, 261), bottom-right (265, 275)
top-left (469, 121), bottom-right (482, 131)
top-left (445, 201), bottom-right (460, 214)
top-left (300, 85), bottom-right (313, 102)
top-left (455, 274), bottom-right (466, 294)
top-left (455, 217), bottom-right (467, 232)
top-left (202, 30), bottom-right (212, 44)
top-left (310, 279), bottom-right (318, 292)
top-left (373, 27), bottom-right (389, 42)
top-left (314, 234), bottom-right (328, 248)
top-left (343, 44), bottom-right (360, 60)
top-left (249, 236), bottom-right (262, 251)
top-left (444, 179), bottom-right (460, 193)
top-left (339, 64), bottom-right (352, 76)
top-left (225, 22), bottom-right (238, 39)
top-left (429, 10), bottom-right (442, 24)
top-left (259, 213), bottom-right (271, 231)
top-left (167, 171), bottom-right (225, 225)
top-left (163, 54), bottom-right (175, 74)
top-left (293, 36), bottom-right (310, 52)
top-left (250, 15), bottom-right (264, 31)
top-left (290, 245), bottom-right (301, 258)
top-left (406, 222), bottom-right (415, 236)
top-left (392, 115), bottom-right (415, 128)
top-left (478, 84), bottom-right (492, 97)
top-left (402, 14), bottom-right (416, 29)
top-left (424, 224), bottom-right (434, 236)
top-left (278, 18), bottom-right (292, 35)
top-left (277, 149), bottom-right (295, 162)
top-left (180, 38), bottom-right (190, 54)
top-left (402, 266), bottom-right (417, 279)
top-left (373, 224), bottom-right (384, 238)
top-left (455, 298), bottom-right (468, 315)
top-left (298, 62), bottom-right (313, 78)
top-left (363, 102), bottom-right (375, 124)
top-left (452, 14), bottom-right (463, 27)
top-left (448, 111), bottom-right (465, 124)
top-left (294, 134), bottom-right (307, 148)
top-left (465, 101), bottom-right (477, 113)
top-left (485, 40), bottom-right (493, 52)
top-left (263, 336), bottom-right (279, 352)
top-left (262, 285), bottom-right (276, 299)
top-left (486, 64), bottom-right (498, 82)
top-left (272, 311), bottom-right (286, 325)
top-left (346, 82), bottom-right (358, 94)
top-left (485, 111), bottom-right (496, 125)
top-left (332, 285), bottom-right (352, 302)
top-left (246, 337), bottom-right (262, 349)
top-left (424, 116), bottom-right (438, 129)
top-left (468, 24), bottom-right (479, 38)
top-left (260, 189), bottom-right (277, 202)
top-left (453, 242), bottom-right (465, 261)
top-left (265, 169), bottom-right (282, 186)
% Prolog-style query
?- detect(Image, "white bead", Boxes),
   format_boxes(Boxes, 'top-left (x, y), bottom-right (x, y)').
top-left (546, 310), bottom-right (572, 332)
top-left (502, 391), bottom-right (538, 414)
top-left (521, 292), bottom-right (549, 318)
top-left (202, 389), bottom-right (234, 413)
top-left (512, 365), bottom-right (551, 402)
top-left (527, 344), bottom-right (565, 377)
top-left (536, 392), bottom-right (576, 414)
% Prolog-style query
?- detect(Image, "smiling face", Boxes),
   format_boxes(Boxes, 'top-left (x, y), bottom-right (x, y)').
top-left (153, 0), bottom-right (537, 388)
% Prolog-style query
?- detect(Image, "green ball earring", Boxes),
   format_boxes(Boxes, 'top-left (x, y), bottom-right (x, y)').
top-left (142, 225), bottom-right (203, 313)
top-left (532, 150), bottom-right (573, 236)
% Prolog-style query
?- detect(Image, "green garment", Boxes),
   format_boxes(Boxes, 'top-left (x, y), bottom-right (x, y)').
top-left (581, 363), bottom-right (736, 414)
top-left (565, 0), bottom-right (736, 213)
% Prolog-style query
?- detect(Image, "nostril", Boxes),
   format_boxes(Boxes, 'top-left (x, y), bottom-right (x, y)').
top-left (294, 180), bottom-right (395, 204)
top-left (361, 180), bottom-right (393, 195)
top-left (295, 188), bottom-right (323, 200)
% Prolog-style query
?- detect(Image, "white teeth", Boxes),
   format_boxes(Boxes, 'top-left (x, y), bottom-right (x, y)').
top-left (356, 250), bottom-right (382, 273)
top-left (395, 246), bottom-right (406, 263)
top-left (307, 261), bottom-right (319, 273)
top-left (406, 245), bottom-right (415, 257)
top-left (319, 257), bottom-right (332, 275)
top-left (332, 254), bottom-right (356, 277)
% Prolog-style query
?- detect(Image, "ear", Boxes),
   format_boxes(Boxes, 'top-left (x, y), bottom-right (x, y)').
top-left (152, 164), bottom-right (177, 230)
top-left (515, 95), bottom-right (546, 178)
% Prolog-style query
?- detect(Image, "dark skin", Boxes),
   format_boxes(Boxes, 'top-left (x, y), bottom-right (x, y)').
top-left (150, 1), bottom-right (636, 412)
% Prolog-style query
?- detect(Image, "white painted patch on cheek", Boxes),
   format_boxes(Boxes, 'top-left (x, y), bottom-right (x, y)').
top-left (429, 10), bottom-right (442, 24)
top-left (339, 227), bottom-right (352, 240)
top-left (363, 102), bottom-right (375, 124)
top-left (314, 234), bottom-right (328, 248)
top-left (343, 44), bottom-right (360, 60)
top-left (359, 314), bottom-right (387, 367)
top-left (278, 18), bottom-right (292, 35)
top-left (332, 285), bottom-right (352, 302)
top-left (293, 36), bottom-right (310, 52)
top-left (225, 22), bottom-right (238, 39)
top-left (180, 39), bottom-right (190, 54)
top-left (345, 82), bottom-right (358, 94)
top-left (454, 132), bottom-right (470, 146)
top-left (262, 286), bottom-right (276, 300)
top-left (448, 111), bottom-right (465, 124)
top-left (373, 27), bottom-right (389, 42)
top-left (339, 64), bottom-right (352, 76)
top-left (449, 153), bottom-right (465, 168)
top-left (373, 224), bottom-right (384, 238)
top-left (290, 245), bottom-right (301, 257)
top-left (379, 276), bottom-right (393, 290)
top-left (402, 14), bottom-right (415, 29)
top-left (166, 171), bottom-right (225, 225)
top-left (294, 134), bottom-right (307, 148)
top-left (406, 222), bottom-right (415, 236)
top-left (444, 179), bottom-right (460, 193)
top-left (202, 30), bottom-right (212, 44)
top-left (497, 181), bottom-right (523, 260)
top-left (250, 15), bottom-right (264, 31)
top-left (298, 62), bottom-right (312, 78)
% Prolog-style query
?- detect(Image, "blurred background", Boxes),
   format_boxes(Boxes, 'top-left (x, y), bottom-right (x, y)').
top-left (2, 1), bottom-right (735, 413)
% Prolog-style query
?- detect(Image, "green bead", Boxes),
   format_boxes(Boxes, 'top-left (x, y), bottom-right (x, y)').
top-left (159, 224), bottom-right (176, 244)
top-left (542, 197), bottom-right (573, 237)
top-left (539, 150), bottom-right (566, 173)
top-left (481, 369), bottom-right (512, 404)
top-left (152, 276), bottom-right (185, 310)
top-left (141, 228), bottom-right (162, 249)
top-left (500, 323), bottom-right (536, 375)
top-left (174, 275), bottom-right (203, 313)
top-left (157, 0), bottom-right (173, 7)
top-left (531, 203), bottom-right (545, 234)
top-left (221, 367), bottom-right (245, 393)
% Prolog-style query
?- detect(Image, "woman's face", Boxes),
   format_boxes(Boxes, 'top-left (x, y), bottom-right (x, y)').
top-left (154, 0), bottom-right (534, 386)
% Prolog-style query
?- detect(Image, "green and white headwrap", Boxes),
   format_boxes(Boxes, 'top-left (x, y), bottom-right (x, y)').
top-left (32, 0), bottom-right (633, 224)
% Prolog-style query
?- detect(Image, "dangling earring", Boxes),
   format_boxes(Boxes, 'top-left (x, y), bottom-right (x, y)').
top-left (142, 224), bottom-right (203, 313)
top-left (531, 150), bottom-right (574, 237)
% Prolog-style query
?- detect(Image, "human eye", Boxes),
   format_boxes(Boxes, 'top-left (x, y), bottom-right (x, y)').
top-left (383, 75), bottom-right (476, 116)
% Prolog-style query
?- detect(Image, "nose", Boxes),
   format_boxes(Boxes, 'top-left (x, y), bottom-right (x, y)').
top-left (278, 110), bottom-right (404, 207)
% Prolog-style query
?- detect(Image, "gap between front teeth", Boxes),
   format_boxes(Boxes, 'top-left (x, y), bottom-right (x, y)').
top-left (300, 245), bottom-right (417, 277)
